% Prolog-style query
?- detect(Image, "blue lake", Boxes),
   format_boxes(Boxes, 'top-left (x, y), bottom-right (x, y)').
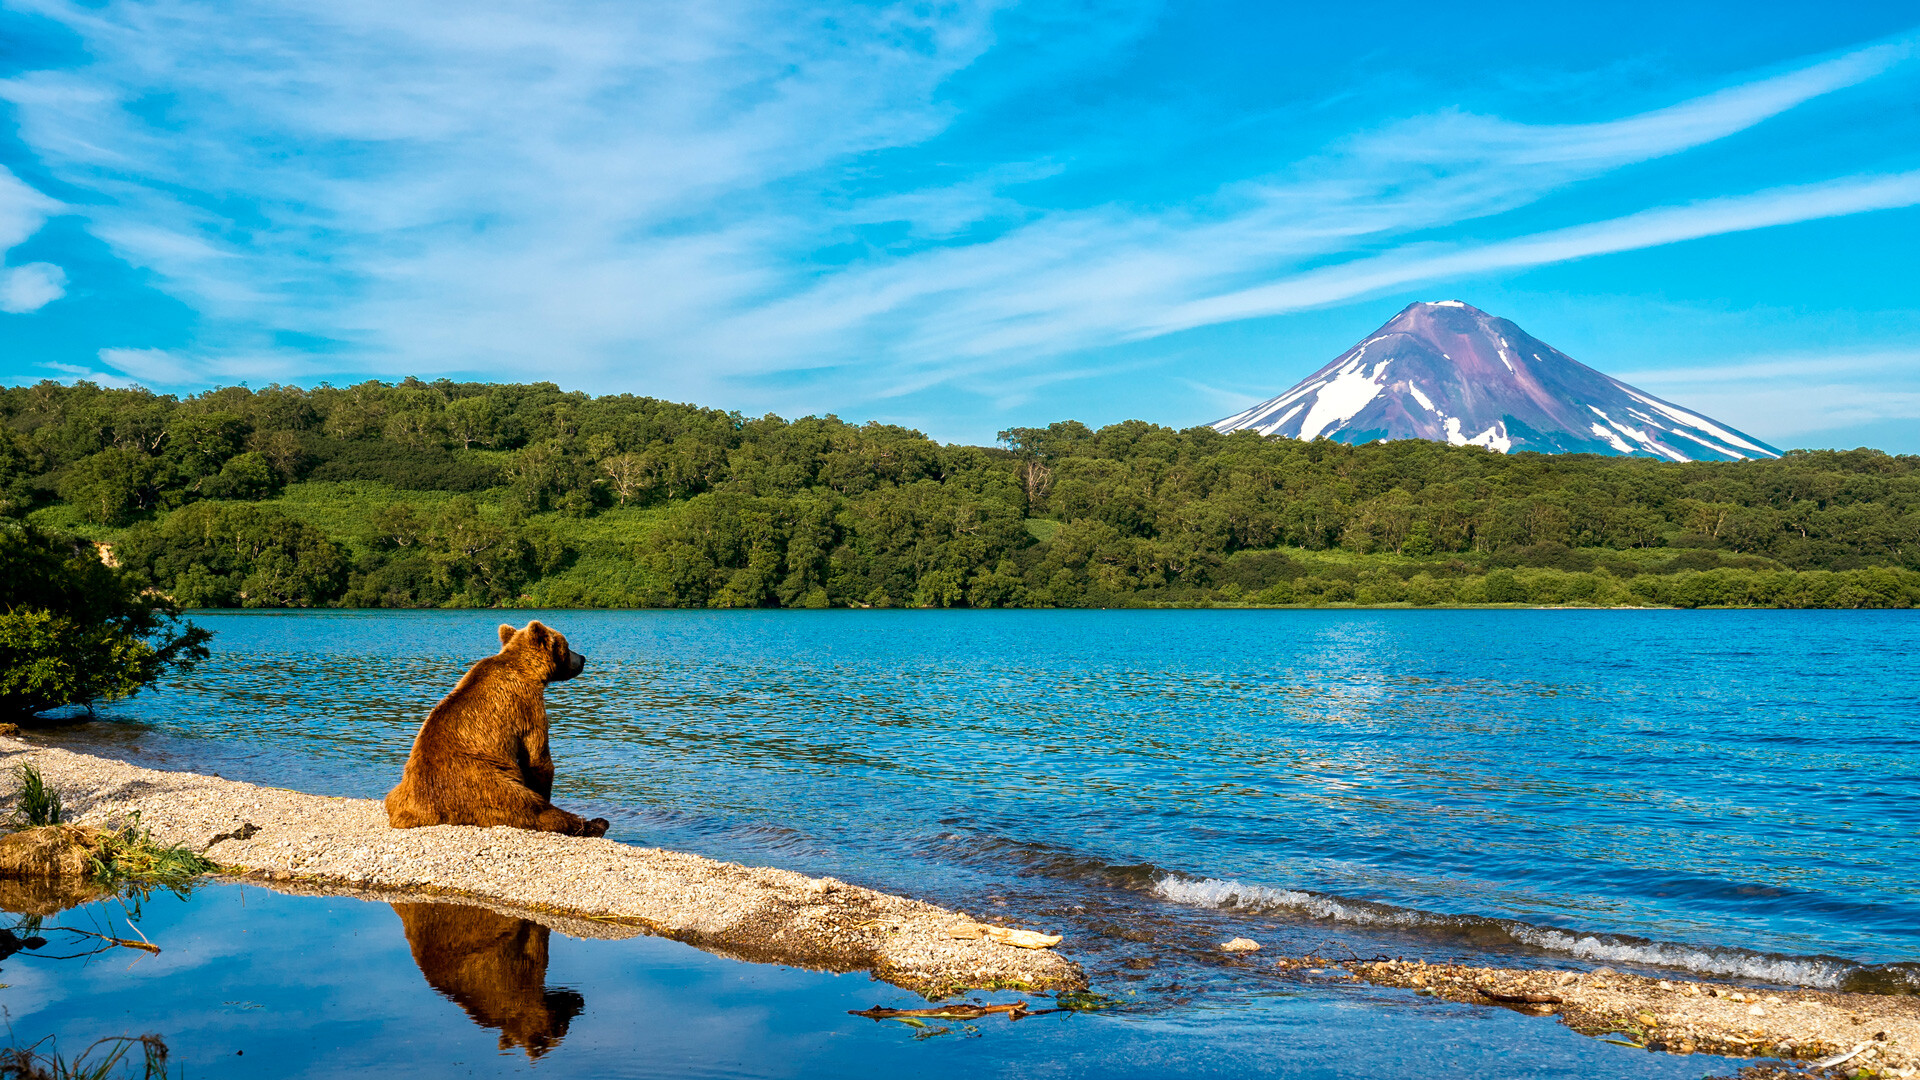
top-left (14, 608), bottom-right (1920, 1075)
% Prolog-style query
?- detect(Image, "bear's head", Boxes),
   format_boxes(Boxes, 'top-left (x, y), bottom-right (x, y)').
top-left (498, 621), bottom-right (588, 683)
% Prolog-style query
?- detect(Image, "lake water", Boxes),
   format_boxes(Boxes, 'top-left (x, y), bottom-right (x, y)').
top-left (13, 609), bottom-right (1920, 1075)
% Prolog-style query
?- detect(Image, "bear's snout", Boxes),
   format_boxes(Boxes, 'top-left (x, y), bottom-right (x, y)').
top-left (557, 651), bottom-right (586, 681)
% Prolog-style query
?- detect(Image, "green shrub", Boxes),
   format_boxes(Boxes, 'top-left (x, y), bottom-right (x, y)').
top-left (1481, 569), bottom-right (1528, 603)
top-left (199, 451), bottom-right (281, 501)
top-left (0, 524), bottom-right (209, 717)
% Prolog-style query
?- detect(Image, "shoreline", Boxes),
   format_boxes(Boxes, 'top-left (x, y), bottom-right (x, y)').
top-left (11, 735), bottom-right (1920, 1075)
top-left (1304, 956), bottom-right (1920, 1076)
top-left (0, 737), bottom-right (1084, 998)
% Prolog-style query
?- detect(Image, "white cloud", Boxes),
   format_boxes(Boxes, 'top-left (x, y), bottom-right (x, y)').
top-left (675, 33), bottom-right (1920, 392)
top-left (29, 361), bottom-right (141, 388)
top-left (97, 346), bottom-right (200, 385)
top-left (0, 262), bottom-right (67, 313)
top-left (2, 0), bottom-right (1016, 392)
top-left (1151, 170), bottom-right (1920, 333)
top-left (1615, 351), bottom-right (1920, 440)
top-left (0, 166), bottom-right (67, 313)
top-left (1, 2), bottom-right (1915, 410)
top-left (0, 166), bottom-right (60, 250)
top-left (1349, 37), bottom-right (1913, 169)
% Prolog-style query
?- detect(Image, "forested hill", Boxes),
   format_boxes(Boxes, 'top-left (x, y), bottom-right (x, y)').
top-left (3, 379), bottom-right (1918, 610)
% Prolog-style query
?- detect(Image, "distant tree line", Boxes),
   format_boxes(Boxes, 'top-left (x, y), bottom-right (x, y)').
top-left (2, 378), bottom-right (1917, 609)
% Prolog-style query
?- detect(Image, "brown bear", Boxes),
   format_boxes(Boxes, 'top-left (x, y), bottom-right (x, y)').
top-left (393, 901), bottom-right (585, 1058)
top-left (384, 621), bottom-right (609, 837)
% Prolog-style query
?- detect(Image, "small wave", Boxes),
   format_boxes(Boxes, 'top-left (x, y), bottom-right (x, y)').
top-left (1150, 875), bottom-right (1919, 993)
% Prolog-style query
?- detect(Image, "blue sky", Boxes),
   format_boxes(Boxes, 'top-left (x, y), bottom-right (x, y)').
top-left (2, 1), bottom-right (1918, 450)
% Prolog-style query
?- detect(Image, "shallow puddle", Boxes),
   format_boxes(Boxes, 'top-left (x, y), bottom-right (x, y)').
top-left (4, 882), bottom-right (1745, 1078)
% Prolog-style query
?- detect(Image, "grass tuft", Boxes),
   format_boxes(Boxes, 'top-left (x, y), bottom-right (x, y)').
top-left (7, 765), bottom-right (62, 829)
top-left (0, 1033), bottom-right (172, 1080)
top-left (87, 814), bottom-right (214, 888)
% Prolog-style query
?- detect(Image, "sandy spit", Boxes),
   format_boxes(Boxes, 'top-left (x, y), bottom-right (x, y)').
top-left (1285, 956), bottom-right (1918, 1077)
top-left (0, 738), bottom-right (1084, 998)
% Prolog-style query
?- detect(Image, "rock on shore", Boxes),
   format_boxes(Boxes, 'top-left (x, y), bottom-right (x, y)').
top-left (0, 738), bottom-right (1084, 998)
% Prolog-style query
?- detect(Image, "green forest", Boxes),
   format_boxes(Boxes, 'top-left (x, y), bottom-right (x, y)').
top-left (3, 378), bottom-right (1918, 610)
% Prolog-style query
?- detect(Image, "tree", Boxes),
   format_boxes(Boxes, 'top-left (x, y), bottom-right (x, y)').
top-left (201, 451), bottom-right (282, 500)
top-left (445, 394), bottom-right (503, 449)
top-left (0, 523), bottom-right (210, 717)
top-left (600, 452), bottom-right (655, 506)
top-left (57, 448), bottom-right (161, 526)
top-left (118, 503), bottom-right (349, 608)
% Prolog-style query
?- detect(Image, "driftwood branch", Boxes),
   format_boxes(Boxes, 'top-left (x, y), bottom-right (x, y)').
top-left (1475, 984), bottom-right (1562, 1005)
top-left (851, 1002), bottom-right (1047, 1022)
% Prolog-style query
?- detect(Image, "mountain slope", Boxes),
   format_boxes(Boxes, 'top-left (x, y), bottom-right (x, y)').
top-left (1212, 301), bottom-right (1780, 462)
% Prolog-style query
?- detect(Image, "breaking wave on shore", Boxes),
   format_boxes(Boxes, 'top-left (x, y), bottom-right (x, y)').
top-left (1150, 874), bottom-right (1920, 994)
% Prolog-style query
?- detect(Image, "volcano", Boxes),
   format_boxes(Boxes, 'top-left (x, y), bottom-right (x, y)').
top-left (1211, 301), bottom-right (1780, 461)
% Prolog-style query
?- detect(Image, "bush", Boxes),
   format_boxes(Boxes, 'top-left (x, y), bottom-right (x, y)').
top-left (305, 439), bottom-right (505, 492)
top-left (0, 524), bottom-right (209, 718)
top-left (199, 451), bottom-right (281, 501)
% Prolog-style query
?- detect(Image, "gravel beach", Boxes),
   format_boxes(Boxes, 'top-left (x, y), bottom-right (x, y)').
top-left (0, 737), bottom-right (1084, 997)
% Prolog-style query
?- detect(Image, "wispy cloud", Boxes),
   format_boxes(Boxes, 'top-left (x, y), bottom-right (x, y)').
top-left (1615, 351), bottom-right (1920, 440)
top-left (1153, 170), bottom-right (1920, 333)
top-left (0, 262), bottom-right (66, 313)
top-left (615, 29), bottom-right (1920, 393)
top-left (1353, 37), bottom-right (1913, 169)
top-left (1, 1), bottom-right (1915, 422)
top-left (6, 0), bottom-right (1016, 387)
top-left (0, 166), bottom-right (58, 247)
top-left (0, 166), bottom-right (66, 312)
top-left (96, 347), bottom-right (200, 385)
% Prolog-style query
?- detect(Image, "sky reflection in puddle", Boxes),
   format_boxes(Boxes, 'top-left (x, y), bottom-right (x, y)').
top-left (1, 883), bottom-right (1734, 1079)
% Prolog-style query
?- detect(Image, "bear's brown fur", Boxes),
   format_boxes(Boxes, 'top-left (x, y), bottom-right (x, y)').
top-left (384, 621), bottom-right (609, 837)
top-left (393, 901), bottom-right (584, 1058)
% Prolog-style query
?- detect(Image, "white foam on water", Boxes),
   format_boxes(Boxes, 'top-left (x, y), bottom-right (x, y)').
top-left (1508, 927), bottom-right (1855, 989)
top-left (1150, 874), bottom-right (1862, 989)
top-left (1152, 876), bottom-right (1375, 922)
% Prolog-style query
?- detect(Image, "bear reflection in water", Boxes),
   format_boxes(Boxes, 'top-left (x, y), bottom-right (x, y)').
top-left (393, 902), bottom-right (585, 1057)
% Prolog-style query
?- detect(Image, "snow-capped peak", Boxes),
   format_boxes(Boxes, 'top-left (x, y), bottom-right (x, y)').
top-left (1212, 302), bottom-right (1780, 462)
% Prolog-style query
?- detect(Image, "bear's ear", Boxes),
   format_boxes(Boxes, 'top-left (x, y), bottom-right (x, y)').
top-left (525, 621), bottom-right (550, 643)
top-left (498, 624), bottom-right (517, 647)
